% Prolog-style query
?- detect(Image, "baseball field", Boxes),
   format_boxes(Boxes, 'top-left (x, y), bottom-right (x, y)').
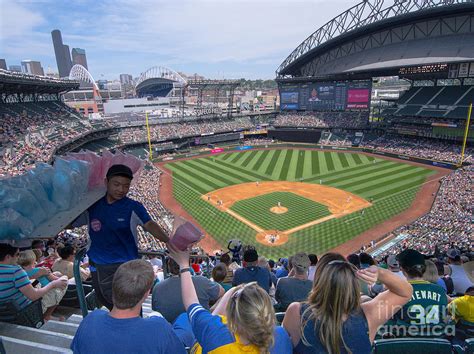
top-left (161, 148), bottom-right (439, 258)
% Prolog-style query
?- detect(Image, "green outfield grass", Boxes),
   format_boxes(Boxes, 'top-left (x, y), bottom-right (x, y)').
top-left (231, 192), bottom-right (330, 231)
top-left (165, 149), bottom-right (436, 258)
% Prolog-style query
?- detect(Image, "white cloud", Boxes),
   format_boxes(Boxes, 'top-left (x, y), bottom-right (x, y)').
top-left (0, 0), bottom-right (358, 78)
top-left (0, 0), bottom-right (45, 38)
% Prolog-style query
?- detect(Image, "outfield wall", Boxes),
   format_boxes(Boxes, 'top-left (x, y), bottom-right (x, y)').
top-left (267, 128), bottom-right (322, 143)
top-left (154, 142), bottom-right (461, 169)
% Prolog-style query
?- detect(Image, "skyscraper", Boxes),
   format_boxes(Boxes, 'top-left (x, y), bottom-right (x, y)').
top-left (9, 65), bottom-right (22, 72)
top-left (0, 59), bottom-right (7, 70)
top-left (51, 29), bottom-right (72, 77)
top-left (72, 48), bottom-right (88, 70)
top-left (119, 74), bottom-right (133, 85)
top-left (21, 60), bottom-right (45, 76)
top-left (64, 44), bottom-right (73, 72)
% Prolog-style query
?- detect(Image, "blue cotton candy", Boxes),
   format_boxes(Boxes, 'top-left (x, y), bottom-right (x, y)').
top-left (0, 208), bottom-right (34, 240)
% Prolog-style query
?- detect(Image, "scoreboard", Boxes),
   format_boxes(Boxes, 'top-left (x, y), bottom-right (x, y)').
top-left (279, 80), bottom-right (372, 111)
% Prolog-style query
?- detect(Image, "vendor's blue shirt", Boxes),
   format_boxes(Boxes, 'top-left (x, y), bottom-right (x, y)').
top-left (73, 195), bottom-right (151, 265)
top-left (71, 310), bottom-right (186, 354)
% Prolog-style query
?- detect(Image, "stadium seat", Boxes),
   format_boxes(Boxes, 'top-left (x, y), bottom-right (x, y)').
top-left (59, 284), bottom-right (94, 308)
top-left (0, 299), bottom-right (43, 328)
top-left (372, 338), bottom-right (453, 354)
top-left (275, 312), bottom-right (285, 325)
top-left (85, 289), bottom-right (99, 310)
top-left (464, 338), bottom-right (474, 354)
top-left (455, 319), bottom-right (474, 341)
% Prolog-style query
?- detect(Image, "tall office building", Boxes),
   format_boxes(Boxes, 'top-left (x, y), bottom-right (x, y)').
top-left (21, 60), bottom-right (45, 76)
top-left (72, 48), bottom-right (88, 70)
top-left (9, 65), bottom-right (22, 72)
top-left (0, 59), bottom-right (7, 70)
top-left (119, 74), bottom-right (133, 85)
top-left (64, 44), bottom-right (73, 72)
top-left (51, 29), bottom-right (72, 77)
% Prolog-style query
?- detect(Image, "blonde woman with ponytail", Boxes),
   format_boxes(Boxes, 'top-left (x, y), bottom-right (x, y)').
top-left (282, 253), bottom-right (413, 354)
top-left (169, 244), bottom-right (292, 354)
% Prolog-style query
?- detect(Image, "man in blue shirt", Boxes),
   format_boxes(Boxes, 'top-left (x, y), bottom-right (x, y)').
top-left (71, 164), bottom-right (170, 309)
top-left (71, 259), bottom-right (186, 354)
top-left (233, 248), bottom-right (272, 293)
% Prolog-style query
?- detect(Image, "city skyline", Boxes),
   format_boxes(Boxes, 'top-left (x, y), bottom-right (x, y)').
top-left (0, 0), bottom-right (359, 80)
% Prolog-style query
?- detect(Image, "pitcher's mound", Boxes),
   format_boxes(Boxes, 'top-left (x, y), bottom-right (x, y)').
top-left (270, 206), bottom-right (288, 214)
top-left (256, 230), bottom-right (289, 246)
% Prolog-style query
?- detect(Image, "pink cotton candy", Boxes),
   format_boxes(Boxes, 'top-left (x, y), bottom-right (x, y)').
top-left (170, 221), bottom-right (204, 251)
top-left (100, 150), bottom-right (114, 180)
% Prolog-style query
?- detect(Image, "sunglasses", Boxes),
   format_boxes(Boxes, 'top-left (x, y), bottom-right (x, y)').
top-left (232, 281), bottom-right (257, 300)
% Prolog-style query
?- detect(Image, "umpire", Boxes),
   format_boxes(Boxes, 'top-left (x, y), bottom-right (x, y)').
top-left (71, 164), bottom-right (170, 309)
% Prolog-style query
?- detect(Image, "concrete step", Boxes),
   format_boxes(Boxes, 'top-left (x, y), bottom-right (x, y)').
top-left (66, 314), bottom-right (83, 325)
top-left (142, 304), bottom-right (152, 314)
top-left (0, 322), bottom-right (73, 349)
top-left (1, 336), bottom-right (72, 354)
top-left (41, 320), bottom-right (80, 336)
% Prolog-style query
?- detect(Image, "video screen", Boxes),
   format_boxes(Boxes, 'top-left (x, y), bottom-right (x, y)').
top-left (280, 80), bottom-right (371, 111)
top-left (347, 89), bottom-right (370, 109)
top-left (281, 92), bottom-right (299, 104)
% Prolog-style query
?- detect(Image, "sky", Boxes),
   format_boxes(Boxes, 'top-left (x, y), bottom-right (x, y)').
top-left (0, 0), bottom-right (358, 80)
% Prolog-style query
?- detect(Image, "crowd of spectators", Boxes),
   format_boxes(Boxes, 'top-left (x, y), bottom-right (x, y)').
top-left (60, 243), bottom-right (474, 352)
top-left (117, 117), bottom-right (253, 144)
top-left (369, 164), bottom-right (473, 259)
top-left (0, 102), bottom-right (111, 177)
top-left (361, 134), bottom-right (473, 164)
top-left (274, 111), bottom-right (370, 129)
top-left (319, 132), bottom-right (353, 147)
top-left (2, 234), bottom-right (472, 352)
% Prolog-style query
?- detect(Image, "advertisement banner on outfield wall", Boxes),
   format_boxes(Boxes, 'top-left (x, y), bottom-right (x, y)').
top-left (211, 148), bottom-right (224, 154)
top-left (236, 146), bottom-right (252, 150)
top-left (370, 150), bottom-right (457, 169)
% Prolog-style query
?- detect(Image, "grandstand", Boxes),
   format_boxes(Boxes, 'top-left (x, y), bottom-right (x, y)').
top-left (0, 0), bottom-right (473, 353)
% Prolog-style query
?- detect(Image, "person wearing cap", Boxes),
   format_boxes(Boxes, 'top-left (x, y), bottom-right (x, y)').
top-left (366, 255), bottom-right (405, 297)
top-left (387, 255), bottom-right (406, 280)
top-left (275, 253), bottom-right (313, 311)
top-left (232, 247), bottom-right (272, 293)
top-left (444, 249), bottom-right (473, 295)
top-left (390, 249), bottom-right (449, 337)
top-left (275, 258), bottom-right (289, 278)
top-left (70, 164), bottom-right (170, 310)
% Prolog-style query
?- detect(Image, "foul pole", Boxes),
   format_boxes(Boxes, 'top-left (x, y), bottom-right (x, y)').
top-left (459, 103), bottom-right (472, 166)
top-left (145, 112), bottom-right (153, 161)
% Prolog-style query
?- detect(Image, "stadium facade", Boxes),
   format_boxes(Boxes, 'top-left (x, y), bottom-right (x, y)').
top-left (135, 66), bottom-right (187, 98)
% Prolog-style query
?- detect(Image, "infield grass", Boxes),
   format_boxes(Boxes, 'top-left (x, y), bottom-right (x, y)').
top-left (231, 192), bottom-right (330, 231)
